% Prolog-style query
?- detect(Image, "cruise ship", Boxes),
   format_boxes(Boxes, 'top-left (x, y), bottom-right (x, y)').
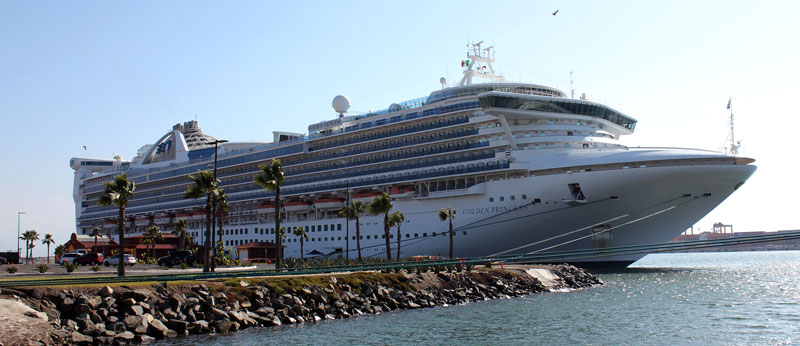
top-left (70, 43), bottom-right (756, 267)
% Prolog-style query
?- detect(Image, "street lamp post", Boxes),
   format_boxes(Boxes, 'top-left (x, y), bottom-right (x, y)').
top-left (17, 211), bottom-right (25, 264)
top-left (210, 139), bottom-right (228, 272)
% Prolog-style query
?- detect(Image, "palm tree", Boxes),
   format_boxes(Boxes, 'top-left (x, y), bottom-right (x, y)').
top-left (97, 172), bottom-right (136, 277)
top-left (292, 226), bottom-right (309, 261)
top-left (439, 207), bottom-right (456, 259)
top-left (19, 231), bottom-right (29, 263)
top-left (340, 200), bottom-right (366, 260)
top-left (254, 159), bottom-right (285, 269)
top-left (213, 189), bottom-right (230, 272)
top-left (54, 245), bottom-right (66, 263)
top-left (388, 211), bottom-right (405, 260)
top-left (184, 170), bottom-right (218, 273)
top-left (25, 230), bottom-right (40, 263)
top-left (172, 219), bottom-right (189, 251)
top-left (145, 225), bottom-right (164, 259)
top-left (368, 192), bottom-right (394, 260)
top-left (42, 233), bottom-right (55, 264)
top-left (90, 227), bottom-right (102, 253)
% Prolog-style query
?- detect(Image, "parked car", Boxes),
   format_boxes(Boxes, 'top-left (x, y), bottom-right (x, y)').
top-left (58, 253), bottom-right (81, 265)
top-left (104, 254), bottom-right (137, 267)
top-left (74, 253), bottom-right (104, 266)
top-left (0, 256), bottom-right (7, 264)
top-left (157, 250), bottom-right (202, 267)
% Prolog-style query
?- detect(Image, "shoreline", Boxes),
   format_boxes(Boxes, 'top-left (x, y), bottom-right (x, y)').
top-left (0, 264), bottom-right (600, 345)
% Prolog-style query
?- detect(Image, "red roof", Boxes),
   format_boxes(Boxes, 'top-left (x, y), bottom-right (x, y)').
top-left (134, 244), bottom-right (178, 250)
top-left (236, 241), bottom-right (284, 250)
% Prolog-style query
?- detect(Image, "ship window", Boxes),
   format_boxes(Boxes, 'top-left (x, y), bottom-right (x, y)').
top-left (311, 225), bottom-right (315, 232)
top-left (406, 234), bottom-right (410, 238)
top-left (338, 224), bottom-right (342, 231)
top-left (422, 233), bottom-right (427, 237)
top-left (489, 197), bottom-right (494, 202)
top-left (463, 231), bottom-right (467, 236)
top-left (500, 196), bottom-right (504, 201)
top-left (338, 237), bottom-right (342, 240)
top-left (522, 194), bottom-right (528, 200)
top-left (533, 198), bottom-right (542, 204)
top-left (432, 232), bottom-right (437, 237)
top-left (305, 226), bottom-right (309, 232)
top-left (414, 233), bottom-right (419, 238)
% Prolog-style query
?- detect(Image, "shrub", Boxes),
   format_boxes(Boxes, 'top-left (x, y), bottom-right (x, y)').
top-left (64, 262), bottom-right (77, 273)
top-left (465, 263), bottom-right (475, 272)
top-left (38, 264), bottom-right (49, 273)
top-left (91, 265), bottom-right (101, 272)
top-left (6, 266), bottom-right (18, 274)
top-left (179, 262), bottom-right (188, 270)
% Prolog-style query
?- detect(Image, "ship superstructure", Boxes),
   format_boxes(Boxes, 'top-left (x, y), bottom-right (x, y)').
top-left (71, 43), bottom-right (756, 266)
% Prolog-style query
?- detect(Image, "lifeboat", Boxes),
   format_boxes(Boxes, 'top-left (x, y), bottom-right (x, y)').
top-left (175, 213), bottom-right (192, 221)
top-left (284, 201), bottom-right (313, 213)
top-left (353, 191), bottom-right (381, 204)
top-left (135, 215), bottom-right (152, 227)
top-left (154, 213), bottom-right (173, 225)
top-left (314, 198), bottom-right (345, 210)
top-left (192, 211), bottom-right (206, 220)
top-left (389, 186), bottom-right (415, 199)
top-left (103, 220), bottom-right (117, 229)
top-left (257, 203), bottom-right (276, 214)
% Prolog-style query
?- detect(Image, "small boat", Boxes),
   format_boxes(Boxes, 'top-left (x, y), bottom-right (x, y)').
top-left (135, 215), bottom-right (152, 226)
top-left (154, 213), bottom-right (173, 225)
top-left (353, 191), bottom-right (381, 204)
top-left (389, 186), bottom-right (415, 199)
top-left (285, 201), bottom-right (313, 212)
top-left (314, 198), bottom-right (345, 210)
top-left (257, 203), bottom-right (276, 214)
top-left (191, 211), bottom-right (206, 220)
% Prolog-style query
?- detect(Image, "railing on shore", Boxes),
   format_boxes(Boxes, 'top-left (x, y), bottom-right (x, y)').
top-left (2, 231), bottom-right (799, 288)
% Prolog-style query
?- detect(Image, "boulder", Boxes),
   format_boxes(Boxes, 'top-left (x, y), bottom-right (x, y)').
top-left (70, 331), bottom-right (93, 345)
top-left (212, 320), bottom-right (232, 334)
top-left (167, 319), bottom-right (190, 332)
top-left (97, 285), bottom-right (114, 297)
top-left (114, 331), bottom-right (135, 342)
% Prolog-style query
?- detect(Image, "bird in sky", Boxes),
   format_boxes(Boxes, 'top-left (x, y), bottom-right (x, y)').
top-left (82, 145), bottom-right (87, 150)
top-left (552, 9), bottom-right (559, 16)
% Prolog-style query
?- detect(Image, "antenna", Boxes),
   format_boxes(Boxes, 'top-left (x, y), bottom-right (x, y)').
top-left (727, 97), bottom-right (739, 155)
top-left (570, 71), bottom-right (575, 99)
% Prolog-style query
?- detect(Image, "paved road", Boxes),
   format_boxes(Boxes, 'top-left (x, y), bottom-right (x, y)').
top-left (0, 262), bottom-right (273, 277)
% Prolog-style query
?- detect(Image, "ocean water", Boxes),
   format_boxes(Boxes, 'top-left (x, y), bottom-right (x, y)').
top-left (162, 251), bottom-right (800, 345)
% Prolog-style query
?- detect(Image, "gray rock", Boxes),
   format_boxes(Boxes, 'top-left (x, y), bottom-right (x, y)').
top-left (167, 319), bottom-right (189, 332)
top-left (128, 304), bottom-right (144, 316)
top-left (115, 331), bottom-right (135, 341)
top-left (213, 319), bottom-right (232, 333)
top-left (97, 285), bottom-right (114, 297)
top-left (136, 334), bottom-right (156, 344)
top-left (70, 331), bottom-right (93, 345)
top-left (190, 320), bottom-right (209, 334)
top-left (148, 318), bottom-right (171, 338)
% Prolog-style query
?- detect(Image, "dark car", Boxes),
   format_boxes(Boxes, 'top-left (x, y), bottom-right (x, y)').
top-left (157, 250), bottom-right (202, 267)
top-left (74, 252), bottom-right (104, 266)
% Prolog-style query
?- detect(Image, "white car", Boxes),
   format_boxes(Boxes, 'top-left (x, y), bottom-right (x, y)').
top-left (58, 253), bottom-right (80, 265)
top-left (103, 254), bottom-right (137, 267)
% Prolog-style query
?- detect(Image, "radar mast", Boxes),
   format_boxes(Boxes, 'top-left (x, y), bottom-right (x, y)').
top-left (457, 41), bottom-right (506, 86)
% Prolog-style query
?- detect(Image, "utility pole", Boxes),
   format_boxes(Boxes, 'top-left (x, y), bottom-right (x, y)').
top-left (17, 211), bottom-right (25, 264)
top-left (210, 139), bottom-right (228, 272)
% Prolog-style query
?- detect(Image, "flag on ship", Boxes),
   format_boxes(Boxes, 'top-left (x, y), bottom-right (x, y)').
top-left (727, 98), bottom-right (731, 109)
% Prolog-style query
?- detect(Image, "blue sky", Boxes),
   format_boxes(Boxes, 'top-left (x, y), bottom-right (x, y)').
top-left (1, 1), bottom-right (798, 256)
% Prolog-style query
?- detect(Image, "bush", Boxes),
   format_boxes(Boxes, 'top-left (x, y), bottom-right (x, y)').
top-left (6, 266), bottom-right (18, 274)
top-left (64, 262), bottom-right (77, 273)
top-left (91, 265), bottom-right (101, 272)
top-left (38, 264), bottom-right (49, 273)
top-left (179, 262), bottom-right (188, 270)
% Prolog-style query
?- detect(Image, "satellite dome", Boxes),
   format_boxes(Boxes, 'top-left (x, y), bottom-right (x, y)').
top-left (332, 95), bottom-right (351, 114)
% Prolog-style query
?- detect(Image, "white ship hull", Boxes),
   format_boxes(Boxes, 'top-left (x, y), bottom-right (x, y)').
top-left (197, 160), bottom-right (754, 267)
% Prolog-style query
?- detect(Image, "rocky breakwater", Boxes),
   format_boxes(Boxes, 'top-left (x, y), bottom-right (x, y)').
top-left (0, 264), bottom-right (600, 345)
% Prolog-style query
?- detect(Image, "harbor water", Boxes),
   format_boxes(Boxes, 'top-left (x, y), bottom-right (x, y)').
top-left (161, 251), bottom-right (800, 345)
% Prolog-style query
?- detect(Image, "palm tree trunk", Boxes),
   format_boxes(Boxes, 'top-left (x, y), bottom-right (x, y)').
top-left (203, 194), bottom-right (212, 272)
top-left (300, 238), bottom-right (304, 261)
top-left (118, 205), bottom-right (126, 277)
top-left (384, 212), bottom-right (392, 260)
top-left (355, 218), bottom-right (362, 260)
top-left (94, 237), bottom-right (98, 253)
top-left (396, 225), bottom-right (401, 260)
top-left (47, 244), bottom-right (51, 264)
top-left (449, 217), bottom-right (454, 259)
top-left (274, 185), bottom-right (281, 270)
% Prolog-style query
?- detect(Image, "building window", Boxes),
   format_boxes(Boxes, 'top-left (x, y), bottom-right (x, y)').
top-left (337, 224), bottom-right (342, 231)
top-left (522, 194), bottom-right (528, 200)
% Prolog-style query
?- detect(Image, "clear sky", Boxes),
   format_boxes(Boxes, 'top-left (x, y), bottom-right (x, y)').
top-left (2, 1), bottom-right (798, 256)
